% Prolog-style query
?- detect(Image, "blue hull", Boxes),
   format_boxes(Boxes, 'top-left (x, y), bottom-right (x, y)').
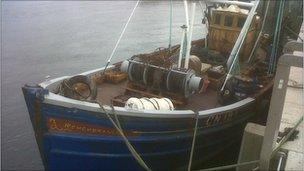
top-left (22, 85), bottom-right (267, 170)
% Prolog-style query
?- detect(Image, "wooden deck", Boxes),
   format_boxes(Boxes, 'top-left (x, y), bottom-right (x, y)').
top-left (96, 80), bottom-right (219, 111)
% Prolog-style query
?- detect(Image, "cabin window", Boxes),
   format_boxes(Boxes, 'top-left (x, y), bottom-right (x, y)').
top-left (237, 17), bottom-right (246, 28)
top-left (224, 15), bottom-right (233, 27)
top-left (214, 13), bottom-right (221, 25)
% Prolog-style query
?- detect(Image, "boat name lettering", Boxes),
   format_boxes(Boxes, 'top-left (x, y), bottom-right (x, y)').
top-left (205, 112), bottom-right (236, 127)
top-left (47, 117), bottom-right (138, 136)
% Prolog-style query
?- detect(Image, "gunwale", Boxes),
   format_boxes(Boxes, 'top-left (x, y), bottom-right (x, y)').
top-left (39, 65), bottom-right (258, 119)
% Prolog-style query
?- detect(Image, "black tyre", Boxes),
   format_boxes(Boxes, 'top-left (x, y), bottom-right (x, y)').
top-left (62, 75), bottom-right (97, 100)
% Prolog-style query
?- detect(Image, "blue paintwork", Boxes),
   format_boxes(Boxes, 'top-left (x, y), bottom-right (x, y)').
top-left (22, 85), bottom-right (257, 170)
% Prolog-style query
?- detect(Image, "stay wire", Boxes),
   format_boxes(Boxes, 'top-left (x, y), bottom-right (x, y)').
top-left (103, 0), bottom-right (140, 74)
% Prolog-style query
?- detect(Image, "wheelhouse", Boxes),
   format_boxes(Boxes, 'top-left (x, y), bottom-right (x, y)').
top-left (208, 5), bottom-right (261, 61)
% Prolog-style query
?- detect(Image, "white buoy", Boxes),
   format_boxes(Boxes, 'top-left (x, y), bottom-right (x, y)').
top-left (125, 97), bottom-right (174, 111)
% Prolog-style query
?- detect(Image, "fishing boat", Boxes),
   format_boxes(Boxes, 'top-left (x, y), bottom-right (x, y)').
top-left (22, 0), bottom-right (303, 170)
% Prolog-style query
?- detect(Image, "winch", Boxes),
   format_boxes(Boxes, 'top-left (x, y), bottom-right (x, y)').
top-left (120, 60), bottom-right (203, 97)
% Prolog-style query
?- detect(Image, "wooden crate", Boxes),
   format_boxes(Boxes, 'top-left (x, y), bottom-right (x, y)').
top-left (91, 74), bottom-right (105, 85)
top-left (105, 70), bottom-right (128, 84)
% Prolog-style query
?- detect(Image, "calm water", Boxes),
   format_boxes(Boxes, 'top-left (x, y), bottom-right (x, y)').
top-left (2, 1), bottom-right (206, 170)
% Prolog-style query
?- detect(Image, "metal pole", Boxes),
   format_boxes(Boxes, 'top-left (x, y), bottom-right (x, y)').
top-left (276, 152), bottom-right (286, 171)
top-left (184, 0), bottom-right (190, 30)
top-left (168, 0), bottom-right (173, 51)
top-left (184, 2), bottom-right (196, 69)
top-left (178, 25), bottom-right (187, 68)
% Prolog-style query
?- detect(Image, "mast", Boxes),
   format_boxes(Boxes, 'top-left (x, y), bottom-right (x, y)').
top-left (184, 0), bottom-right (190, 30)
top-left (178, 25), bottom-right (187, 68)
top-left (184, 2), bottom-right (196, 69)
top-left (168, 0), bottom-right (173, 51)
top-left (178, 0), bottom-right (196, 69)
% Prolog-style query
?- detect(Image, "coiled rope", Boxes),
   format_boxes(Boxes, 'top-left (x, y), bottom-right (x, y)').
top-left (96, 101), bottom-right (152, 171)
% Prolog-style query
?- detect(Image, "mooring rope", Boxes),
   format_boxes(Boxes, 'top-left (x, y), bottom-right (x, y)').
top-left (197, 160), bottom-right (260, 171)
top-left (187, 112), bottom-right (200, 171)
top-left (96, 101), bottom-right (152, 171)
top-left (271, 116), bottom-right (303, 158)
top-left (196, 116), bottom-right (303, 171)
top-left (284, 25), bottom-right (304, 42)
top-left (103, 0), bottom-right (140, 74)
top-left (284, 26), bottom-right (304, 42)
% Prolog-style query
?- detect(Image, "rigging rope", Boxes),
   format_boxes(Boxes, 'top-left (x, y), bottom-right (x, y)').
top-left (247, 0), bottom-right (271, 63)
top-left (198, 1), bottom-right (208, 48)
top-left (103, 0), bottom-right (140, 74)
top-left (96, 101), bottom-right (152, 171)
top-left (197, 160), bottom-right (260, 171)
top-left (268, 0), bottom-right (285, 75)
top-left (271, 0), bottom-right (286, 75)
